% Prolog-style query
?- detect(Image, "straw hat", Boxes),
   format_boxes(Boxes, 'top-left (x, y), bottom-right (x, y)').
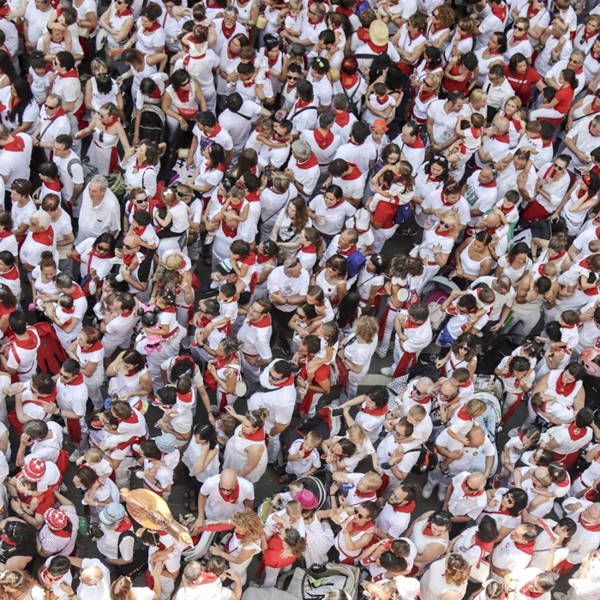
top-left (369, 20), bottom-right (389, 46)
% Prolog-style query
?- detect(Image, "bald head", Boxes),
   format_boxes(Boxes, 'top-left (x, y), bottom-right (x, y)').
top-left (220, 468), bottom-right (238, 488)
top-left (467, 426), bottom-right (485, 448)
top-left (440, 380), bottom-right (458, 399)
top-left (467, 472), bottom-right (486, 490)
top-left (80, 566), bottom-right (103, 585)
top-left (493, 115), bottom-right (510, 134)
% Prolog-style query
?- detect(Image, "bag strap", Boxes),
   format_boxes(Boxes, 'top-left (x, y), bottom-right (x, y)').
top-left (66, 157), bottom-right (82, 179)
top-left (290, 105), bottom-right (318, 120)
top-left (117, 530), bottom-right (135, 559)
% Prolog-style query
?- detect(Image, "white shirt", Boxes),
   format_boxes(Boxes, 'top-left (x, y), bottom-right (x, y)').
top-left (267, 266), bottom-right (310, 312)
top-left (200, 474), bottom-right (254, 521)
top-left (76, 186), bottom-right (121, 243)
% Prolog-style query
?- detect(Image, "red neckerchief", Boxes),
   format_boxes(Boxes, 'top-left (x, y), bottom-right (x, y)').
top-left (148, 86), bottom-right (162, 99)
top-left (314, 128), bottom-right (334, 149)
top-left (492, 133), bottom-right (510, 144)
top-left (143, 21), bottom-right (161, 33)
top-left (568, 423), bottom-right (587, 440)
top-left (176, 390), bottom-right (193, 405)
top-left (334, 109), bottom-right (350, 127)
top-left (205, 123), bottom-right (222, 139)
top-left (341, 73), bottom-right (358, 90)
top-left (457, 405), bottom-right (472, 421)
top-left (10, 329), bottom-right (37, 350)
top-left (543, 165), bottom-right (557, 180)
top-left (242, 78), bottom-right (255, 88)
top-left (405, 136), bottom-right (425, 149)
top-left (115, 7), bottom-right (133, 16)
top-left (514, 539), bottom-right (536, 554)
top-left (579, 515), bottom-right (600, 531)
top-left (81, 340), bottom-right (102, 353)
top-left (335, 5), bottom-right (353, 16)
top-left (403, 317), bottom-right (422, 329)
top-left (32, 227), bottom-right (54, 246)
top-left (273, 374), bottom-right (295, 388)
top-left (44, 179), bottom-right (61, 192)
top-left (342, 163), bottom-right (362, 180)
top-left (354, 488), bottom-right (376, 499)
top-left (249, 314), bottom-right (271, 328)
top-left (357, 27), bottom-right (369, 42)
top-left (375, 94), bottom-right (389, 105)
top-left (221, 20), bottom-right (236, 38)
top-left (219, 483), bottom-right (240, 503)
top-left (519, 584), bottom-right (544, 598)
top-left (241, 428), bottom-right (265, 442)
top-left (118, 411), bottom-right (139, 424)
top-left (419, 89), bottom-right (436, 102)
top-left (162, 305), bottom-right (176, 314)
top-left (526, 5), bottom-right (541, 18)
top-left (549, 249), bottom-right (566, 261)
top-left (0, 230), bottom-right (12, 239)
top-left (298, 443), bottom-right (313, 458)
top-left (392, 500), bottom-right (415, 513)
top-left (349, 517), bottom-right (373, 533)
top-left (175, 87), bottom-right (190, 103)
top-left (434, 225), bottom-right (451, 237)
top-left (556, 372), bottom-right (576, 396)
top-left (362, 403), bottom-right (387, 416)
top-left (338, 244), bottom-right (357, 256)
top-left (296, 153), bottom-right (318, 169)
top-left (491, 4), bottom-right (507, 21)
top-left (48, 526), bottom-right (71, 538)
top-left (122, 252), bottom-right (135, 267)
top-left (115, 517), bottom-right (133, 532)
top-left (474, 533), bottom-right (494, 554)
top-left (0, 264), bottom-right (18, 280)
top-left (461, 479), bottom-right (484, 497)
top-left (58, 67), bottom-right (78, 79)
top-left (300, 243), bottom-right (317, 254)
top-left (295, 98), bottom-right (312, 110)
top-left (2, 135), bottom-right (24, 151)
top-left (422, 522), bottom-right (438, 536)
top-left (367, 39), bottom-right (387, 53)
top-left (512, 32), bottom-right (529, 41)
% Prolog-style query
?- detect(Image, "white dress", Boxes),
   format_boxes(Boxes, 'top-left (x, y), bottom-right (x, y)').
top-left (86, 127), bottom-right (119, 175)
top-left (223, 425), bottom-right (267, 483)
top-left (303, 516), bottom-right (335, 566)
top-left (419, 557), bottom-right (468, 600)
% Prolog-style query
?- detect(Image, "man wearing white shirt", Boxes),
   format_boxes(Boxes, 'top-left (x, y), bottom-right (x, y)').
top-left (75, 176), bottom-right (121, 244)
top-left (32, 95), bottom-right (71, 160)
top-left (0, 127), bottom-right (32, 187)
top-left (484, 64), bottom-right (515, 121)
top-left (237, 298), bottom-right (273, 384)
top-left (219, 93), bottom-right (269, 157)
top-left (426, 92), bottom-right (466, 151)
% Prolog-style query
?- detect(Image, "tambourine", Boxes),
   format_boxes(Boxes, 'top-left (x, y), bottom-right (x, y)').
top-left (120, 488), bottom-right (193, 547)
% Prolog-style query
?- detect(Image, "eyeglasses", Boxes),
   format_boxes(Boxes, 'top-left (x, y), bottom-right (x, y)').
top-left (287, 75), bottom-right (299, 81)
top-left (439, 221), bottom-right (451, 228)
top-left (123, 244), bottom-right (135, 250)
top-left (458, 345), bottom-right (470, 351)
top-left (135, 199), bottom-right (146, 204)
top-left (45, 104), bottom-right (59, 110)
top-left (270, 371), bottom-right (285, 381)
top-left (553, 164), bottom-right (565, 170)
top-left (176, 190), bottom-right (191, 197)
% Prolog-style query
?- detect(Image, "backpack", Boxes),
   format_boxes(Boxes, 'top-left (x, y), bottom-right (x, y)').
top-left (138, 103), bottom-right (167, 144)
top-left (68, 157), bottom-right (98, 189)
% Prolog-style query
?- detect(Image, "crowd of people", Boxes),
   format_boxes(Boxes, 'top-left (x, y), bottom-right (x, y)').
top-left (0, 0), bottom-right (600, 599)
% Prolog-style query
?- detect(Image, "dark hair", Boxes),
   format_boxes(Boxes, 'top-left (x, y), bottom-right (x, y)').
top-left (193, 423), bottom-right (218, 449)
top-left (561, 68), bottom-right (578, 89)
top-left (8, 311), bottom-right (26, 336)
top-left (337, 291), bottom-right (360, 328)
top-left (508, 53), bottom-right (528, 74)
top-left (505, 487), bottom-right (528, 515)
top-left (576, 406), bottom-right (594, 428)
top-left (337, 437), bottom-right (356, 457)
top-left (477, 515), bottom-right (499, 543)
top-left (55, 51), bottom-right (75, 71)
top-left (0, 50), bottom-right (15, 81)
top-left (9, 77), bottom-right (33, 125)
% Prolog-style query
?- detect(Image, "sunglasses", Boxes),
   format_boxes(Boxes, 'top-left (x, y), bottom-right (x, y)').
top-left (439, 221), bottom-right (451, 228)
top-left (176, 190), bottom-right (191, 197)
top-left (515, 26), bottom-right (526, 31)
top-left (287, 75), bottom-right (299, 80)
top-left (96, 245), bottom-right (111, 252)
top-left (123, 244), bottom-right (136, 250)
top-left (45, 104), bottom-right (59, 110)
top-left (553, 164), bottom-right (565, 171)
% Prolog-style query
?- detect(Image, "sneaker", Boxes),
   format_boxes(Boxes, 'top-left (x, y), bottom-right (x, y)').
top-left (422, 482), bottom-right (435, 499)
top-left (437, 487), bottom-right (447, 502)
top-left (69, 449), bottom-right (81, 463)
top-left (375, 348), bottom-right (388, 359)
top-left (380, 367), bottom-right (394, 377)
top-left (507, 427), bottom-right (520, 438)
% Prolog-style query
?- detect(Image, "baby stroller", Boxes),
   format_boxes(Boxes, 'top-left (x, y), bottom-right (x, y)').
top-left (420, 276), bottom-right (460, 334)
top-left (279, 563), bottom-right (361, 600)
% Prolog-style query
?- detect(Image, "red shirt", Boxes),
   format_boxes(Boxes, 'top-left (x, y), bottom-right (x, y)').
top-left (554, 85), bottom-right (575, 114)
top-left (504, 66), bottom-right (541, 105)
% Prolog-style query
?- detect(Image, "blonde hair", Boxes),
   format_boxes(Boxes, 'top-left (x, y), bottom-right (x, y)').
top-left (540, 262), bottom-right (558, 277)
top-left (83, 447), bottom-right (105, 464)
top-left (444, 553), bottom-right (470, 586)
top-left (425, 72), bottom-right (442, 92)
top-left (0, 571), bottom-right (35, 595)
top-left (355, 315), bottom-right (379, 342)
top-left (232, 509), bottom-right (263, 543)
top-left (288, 0), bottom-right (303, 10)
top-left (465, 398), bottom-right (486, 418)
top-left (285, 500), bottom-right (302, 518)
top-left (288, 481), bottom-right (304, 496)
top-left (305, 431), bottom-right (322, 446)
top-left (469, 88), bottom-right (487, 104)
top-left (438, 210), bottom-right (460, 235)
top-left (359, 471), bottom-right (383, 491)
top-left (347, 424), bottom-right (367, 445)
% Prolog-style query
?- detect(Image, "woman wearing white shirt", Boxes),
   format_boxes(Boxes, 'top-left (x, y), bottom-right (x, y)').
top-left (122, 141), bottom-right (160, 200)
top-left (182, 424), bottom-right (220, 489)
top-left (554, 172), bottom-right (600, 237)
top-left (189, 144), bottom-right (226, 201)
top-left (338, 315), bottom-right (378, 399)
top-left (0, 78), bottom-right (39, 135)
top-left (419, 554), bottom-right (470, 600)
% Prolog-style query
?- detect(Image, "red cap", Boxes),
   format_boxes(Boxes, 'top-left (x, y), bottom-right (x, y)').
top-left (44, 508), bottom-right (68, 530)
top-left (22, 458), bottom-right (46, 482)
